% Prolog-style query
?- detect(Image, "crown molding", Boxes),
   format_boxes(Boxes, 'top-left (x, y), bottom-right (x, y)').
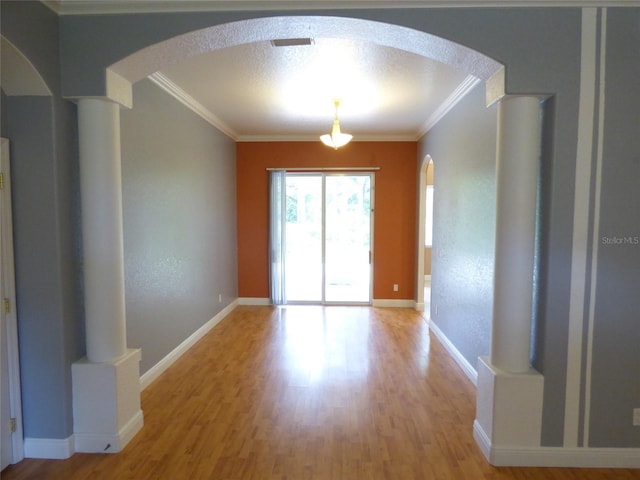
top-left (236, 134), bottom-right (419, 142)
top-left (43, 0), bottom-right (639, 16)
top-left (149, 72), bottom-right (444, 143)
top-left (417, 75), bottom-right (481, 138)
top-left (148, 72), bottom-right (239, 140)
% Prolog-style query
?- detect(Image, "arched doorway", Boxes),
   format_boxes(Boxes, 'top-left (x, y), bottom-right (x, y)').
top-left (0, 34), bottom-right (52, 468)
top-left (104, 15), bottom-right (504, 313)
top-left (71, 13), bottom-right (524, 460)
top-left (416, 154), bottom-right (433, 312)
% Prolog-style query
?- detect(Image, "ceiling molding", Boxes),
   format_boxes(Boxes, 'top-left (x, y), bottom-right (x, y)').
top-left (44, 0), bottom-right (637, 15)
top-left (417, 75), bottom-right (481, 138)
top-left (237, 134), bottom-right (420, 143)
top-left (150, 69), bottom-right (477, 143)
top-left (148, 72), bottom-right (239, 140)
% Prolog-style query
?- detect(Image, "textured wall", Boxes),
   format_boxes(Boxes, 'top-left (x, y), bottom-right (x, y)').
top-left (9, 1), bottom-right (639, 452)
top-left (2, 1), bottom-right (82, 440)
top-left (236, 142), bottom-right (417, 300)
top-left (60, 9), bottom-right (583, 449)
top-left (588, 9), bottom-right (640, 448)
top-left (418, 83), bottom-right (497, 372)
top-left (120, 79), bottom-right (237, 375)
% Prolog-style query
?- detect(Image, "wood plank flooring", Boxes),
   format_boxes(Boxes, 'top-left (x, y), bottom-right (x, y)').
top-left (3, 306), bottom-right (639, 479)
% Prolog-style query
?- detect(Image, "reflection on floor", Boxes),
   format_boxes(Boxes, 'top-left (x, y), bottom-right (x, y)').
top-left (424, 276), bottom-right (431, 320)
top-left (3, 306), bottom-right (636, 480)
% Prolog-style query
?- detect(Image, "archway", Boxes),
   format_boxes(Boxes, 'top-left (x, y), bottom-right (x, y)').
top-left (0, 34), bottom-right (52, 468)
top-left (416, 154), bottom-right (433, 312)
top-left (104, 15), bottom-right (504, 316)
top-left (108, 16), bottom-right (503, 96)
top-left (75, 15), bottom-right (545, 464)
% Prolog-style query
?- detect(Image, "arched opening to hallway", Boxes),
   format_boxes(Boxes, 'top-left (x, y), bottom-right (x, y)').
top-left (76, 14), bottom-right (524, 460)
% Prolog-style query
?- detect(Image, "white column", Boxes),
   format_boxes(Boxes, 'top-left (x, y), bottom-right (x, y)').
top-left (77, 98), bottom-right (127, 363)
top-left (73, 98), bottom-right (143, 454)
top-left (491, 95), bottom-right (541, 374)
top-left (474, 95), bottom-right (544, 464)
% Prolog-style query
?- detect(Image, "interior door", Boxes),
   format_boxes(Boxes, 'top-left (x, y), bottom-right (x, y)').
top-left (283, 172), bottom-right (373, 304)
top-left (1, 298), bottom-right (11, 470)
top-left (1, 138), bottom-right (23, 469)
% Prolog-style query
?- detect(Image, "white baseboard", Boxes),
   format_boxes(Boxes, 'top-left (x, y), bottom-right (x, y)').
top-left (473, 421), bottom-right (640, 468)
top-left (238, 297), bottom-right (271, 306)
top-left (140, 300), bottom-right (239, 390)
top-left (372, 299), bottom-right (416, 308)
top-left (429, 320), bottom-right (478, 386)
top-left (414, 302), bottom-right (425, 312)
top-left (24, 436), bottom-right (75, 459)
top-left (75, 410), bottom-right (144, 454)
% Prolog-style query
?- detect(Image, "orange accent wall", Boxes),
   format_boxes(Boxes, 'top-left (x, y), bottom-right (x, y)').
top-left (237, 142), bottom-right (417, 300)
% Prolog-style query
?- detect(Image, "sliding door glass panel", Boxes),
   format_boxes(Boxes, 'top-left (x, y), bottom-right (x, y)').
top-left (324, 175), bottom-right (372, 303)
top-left (285, 175), bottom-right (323, 302)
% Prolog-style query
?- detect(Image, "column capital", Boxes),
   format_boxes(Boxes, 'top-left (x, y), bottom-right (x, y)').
top-left (68, 70), bottom-right (132, 109)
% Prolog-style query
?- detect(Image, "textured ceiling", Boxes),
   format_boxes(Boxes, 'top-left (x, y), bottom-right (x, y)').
top-left (158, 38), bottom-right (473, 141)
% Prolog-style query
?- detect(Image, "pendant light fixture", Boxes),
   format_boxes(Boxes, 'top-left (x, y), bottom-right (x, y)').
top-left (320, 99), bottom-right (353, 150)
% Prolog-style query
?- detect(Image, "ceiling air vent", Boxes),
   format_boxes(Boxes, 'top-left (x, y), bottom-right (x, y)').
top-left (270, 38), bottom-right (314, 47)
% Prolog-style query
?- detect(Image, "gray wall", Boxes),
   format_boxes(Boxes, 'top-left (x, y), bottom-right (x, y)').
top-left (120, 79), bottom-right (237, 375)
top-left (59, 8), bottom-right (583, 448)
top-left (4, 1), bottom-right (639, 452)
top-left (589, 8), bottom-right (640, 448)
top-left (418, 82), bottom-right (497, 377)
top-left (1, 1), bottom-right (83, 440)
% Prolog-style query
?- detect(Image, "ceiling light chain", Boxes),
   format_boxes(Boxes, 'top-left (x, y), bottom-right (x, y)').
top-left (320, 99), bottom-right (353, 150)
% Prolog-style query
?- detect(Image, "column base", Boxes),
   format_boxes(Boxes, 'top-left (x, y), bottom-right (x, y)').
top-left (72, 348), bottom-right (143, 454)
top-left (474, 356), bottom-right (544, 464)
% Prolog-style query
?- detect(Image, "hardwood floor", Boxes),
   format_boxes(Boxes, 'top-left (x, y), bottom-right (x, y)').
top-left (3, 306), bottom-right (639, 479)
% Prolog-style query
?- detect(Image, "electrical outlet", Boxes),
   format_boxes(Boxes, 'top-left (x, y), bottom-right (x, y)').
top-left (218, 294), bottom-right (222, 303)
top-left (393, 284), bottom-right (399, 292)
top-left (633, 408), bottom-right (640, 426)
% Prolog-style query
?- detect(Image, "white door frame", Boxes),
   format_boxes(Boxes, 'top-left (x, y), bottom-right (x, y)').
top-left (1, 137), bottom-right (25, 466)
top-left (415, 155), bottom-right (432, 312)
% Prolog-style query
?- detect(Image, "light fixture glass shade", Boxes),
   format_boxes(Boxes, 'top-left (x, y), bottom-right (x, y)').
top-left (320, 101), bottom-right (352, 150)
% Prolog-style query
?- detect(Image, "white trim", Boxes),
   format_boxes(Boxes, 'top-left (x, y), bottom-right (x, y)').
top-left (140, 300), bottom-right (239, 390)
top-left (237, 135), bottom-right (419, 142)
top-left (429, 320), bottom-right (478, 386)
top-left (24, 436), bottom-right (75, 460)
top-left (46, 1), bottom-right (640, 16)
top-left (149, 75), bottom-right (421, 145)
top-left (74, 411), bottom-right (144, 454)
top-left (415, 155), bottom-right (430, 310)
top-left (583, 7), bottom-right (607, 447)
top-left (1, 137), bottom-right (24, 465)
top-left (238, 297), bottom-right (272, 306)
top-left (564, 7), bottom-right (598, 448)
top-left (148, 72), bottom-right (239, 141)
top-left (474, 421), bottom-right (640, 468)
top-left (418, 75), bottom-right (481, 136)
top-left (372, 299), bottom-right (416, 308)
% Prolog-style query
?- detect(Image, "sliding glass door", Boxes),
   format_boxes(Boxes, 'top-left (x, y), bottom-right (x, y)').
top-left (324, 175), bottom-right (372, 303)
top-left (284, 175), bottom-right (323, 302)
top-left (283, 173), bottom-right (373, 304)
